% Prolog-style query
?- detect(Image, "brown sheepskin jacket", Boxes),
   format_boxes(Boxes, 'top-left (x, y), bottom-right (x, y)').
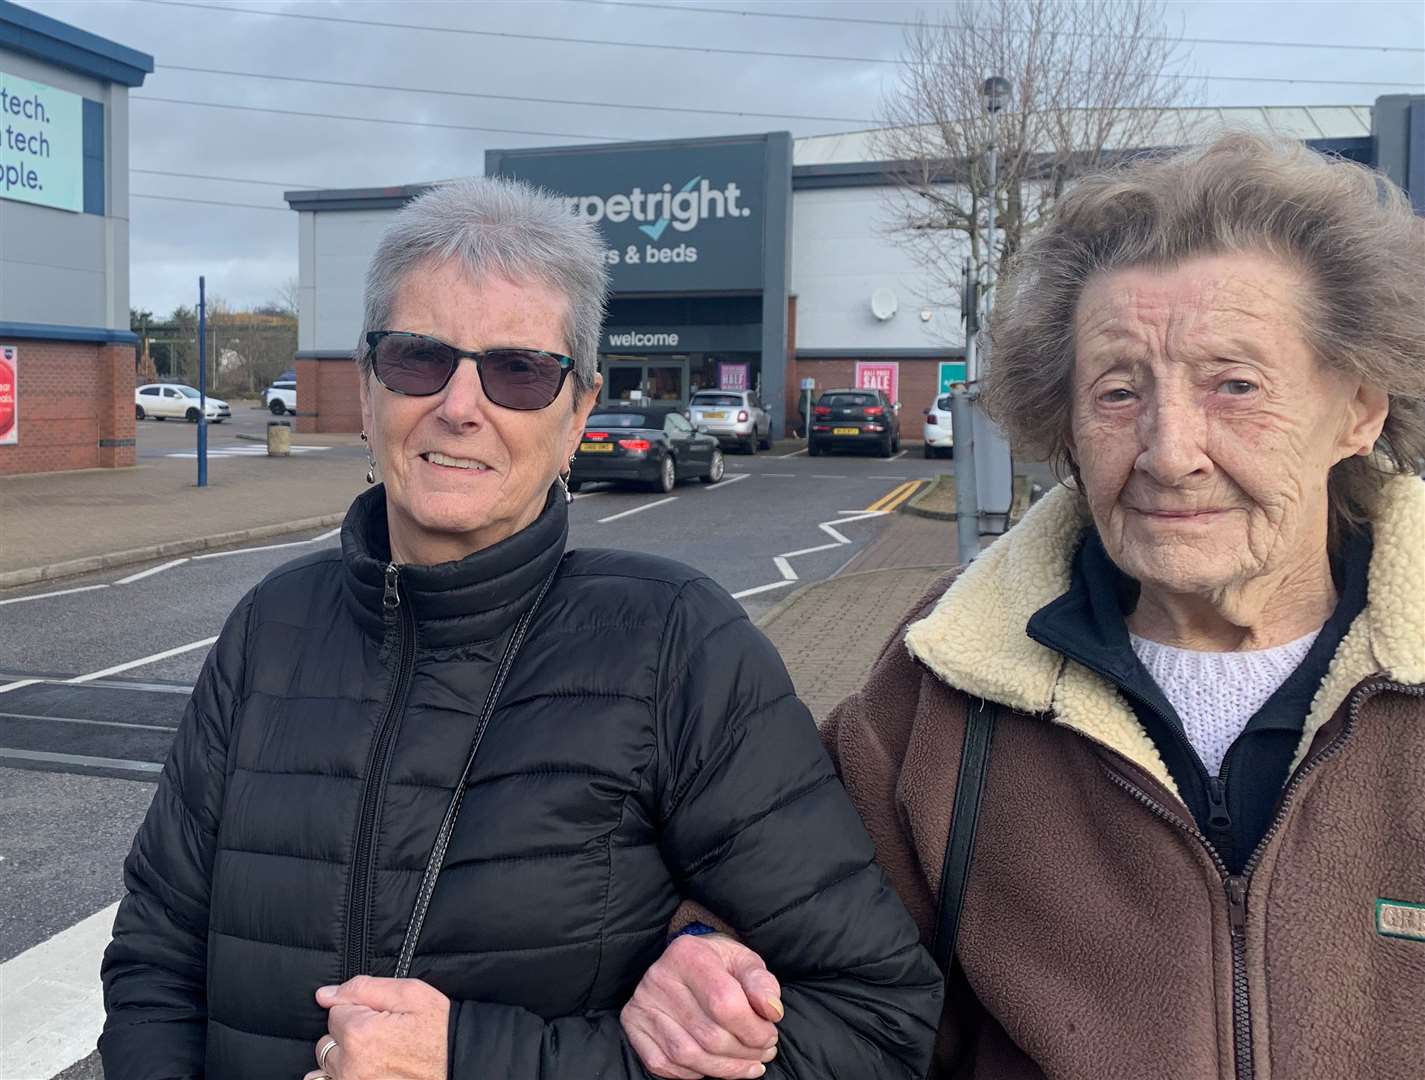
top-left (824, 475), bottom-right (1425, 1080)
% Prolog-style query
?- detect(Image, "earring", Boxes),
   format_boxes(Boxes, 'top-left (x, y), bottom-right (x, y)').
top-left (557, 453), bottom-right (576, 505)
top-left (361, 431), bottom-right (376, 485)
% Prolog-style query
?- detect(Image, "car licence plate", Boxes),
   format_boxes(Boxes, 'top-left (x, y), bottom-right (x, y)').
top-left (832, 427), bottom-right (858, 435)
top-left (703, 411), bottom-right (726, 419)
top-left (580, 442), bottom-right (613, 453)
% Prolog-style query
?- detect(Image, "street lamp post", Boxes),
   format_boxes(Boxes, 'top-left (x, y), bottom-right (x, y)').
top-left (979, 76), bottom-right (1011, 316)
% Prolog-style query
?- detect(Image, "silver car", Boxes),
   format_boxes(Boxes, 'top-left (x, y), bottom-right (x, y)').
top-left (688, 390), bottom-right (772, 453)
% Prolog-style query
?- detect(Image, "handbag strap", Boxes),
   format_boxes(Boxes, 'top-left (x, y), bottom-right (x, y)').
top-left (394, 558), bottom-right (563, 978)
top-left (931, 698), bottom-right (997, 975)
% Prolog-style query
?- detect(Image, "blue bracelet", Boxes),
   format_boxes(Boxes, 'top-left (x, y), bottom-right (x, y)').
top-left (669, 921), bottom-right (718, 942)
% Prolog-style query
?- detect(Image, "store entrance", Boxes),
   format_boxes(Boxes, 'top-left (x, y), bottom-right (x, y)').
top-left (602, 356), bottom-right (689, 405)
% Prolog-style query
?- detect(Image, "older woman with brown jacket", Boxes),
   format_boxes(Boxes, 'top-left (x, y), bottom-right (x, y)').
top-left (616, 133), bottom-right (1425, 1080)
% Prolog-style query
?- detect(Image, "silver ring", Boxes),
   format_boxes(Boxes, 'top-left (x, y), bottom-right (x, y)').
top-left (318, 1037), bottom-right (339, 1072)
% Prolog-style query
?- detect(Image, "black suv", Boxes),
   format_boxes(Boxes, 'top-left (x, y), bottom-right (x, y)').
top-left (808, 388), bottom-right (901, 457)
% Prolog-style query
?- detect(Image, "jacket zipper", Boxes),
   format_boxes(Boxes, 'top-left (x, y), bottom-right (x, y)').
top-left (1099, 678), bottom-right (1419, 1080)
top-left (342, 562), bottom-right (417, 979)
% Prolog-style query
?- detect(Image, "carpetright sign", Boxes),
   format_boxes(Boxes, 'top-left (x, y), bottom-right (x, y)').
top-left (487, 136), bottom-right (780, 293)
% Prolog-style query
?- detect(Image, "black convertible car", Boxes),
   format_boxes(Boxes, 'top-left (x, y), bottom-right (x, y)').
top-left (569, 404), bottom-right (726, 493)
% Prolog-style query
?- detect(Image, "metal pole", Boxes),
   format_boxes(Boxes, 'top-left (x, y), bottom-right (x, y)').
top-left (950, 387), bottom-right (979, 564)
top-left (197, 276), bottom-right (208, 488)
top-left (984, 136), bottom-right (998, 319)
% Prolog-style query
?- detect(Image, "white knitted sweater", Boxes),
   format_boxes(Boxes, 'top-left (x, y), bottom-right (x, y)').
top-left (1129, 630), bottom-right (1322, 777)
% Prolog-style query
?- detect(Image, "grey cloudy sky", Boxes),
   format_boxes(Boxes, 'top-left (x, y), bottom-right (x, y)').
top-left (19, 0), bottom-right (1425, 316)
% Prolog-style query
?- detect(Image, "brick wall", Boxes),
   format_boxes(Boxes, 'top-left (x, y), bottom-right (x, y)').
top-left (296, 357), bottom-right (364, 434)
top-left (0, 339), bottom-right (137, 475)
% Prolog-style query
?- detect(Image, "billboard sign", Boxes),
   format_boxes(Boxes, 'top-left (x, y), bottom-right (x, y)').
top-left (0, 72), bottom-right (84, 213)
top-left (855, 361), bottom-right (900, 405)
top-left (488, 138), bottom-right (776, 293)
top-left (0, 345), bottom-right (17, 445)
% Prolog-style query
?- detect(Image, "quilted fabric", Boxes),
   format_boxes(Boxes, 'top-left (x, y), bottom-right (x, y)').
top-left (100, 485), bottom-right (941, 1078)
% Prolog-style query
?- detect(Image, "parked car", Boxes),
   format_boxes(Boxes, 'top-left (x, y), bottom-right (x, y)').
top-left (922, 393), bottom-right (955, 458)
top-left (264, 373), bottom-right (297, 416)
top-left (135, 383), bottom-right (231, 423)
top-left (570, 404), bottom-right (724, 493)
top-left (688, 389), bottom-right (772, 453)
top-left (808, 388), bottom-right (901, 457)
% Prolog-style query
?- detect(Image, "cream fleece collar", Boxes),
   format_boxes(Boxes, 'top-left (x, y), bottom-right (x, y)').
top-left (904, 475), bottom-right (1425, 800)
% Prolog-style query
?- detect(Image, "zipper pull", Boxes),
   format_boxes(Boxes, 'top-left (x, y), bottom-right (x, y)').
top-left (1225, 875), bottom-right (1248, 934)
top-left (1207, 776), bottom-right (1232, 831)
top-left (383, 562), bottom-right (401, 611)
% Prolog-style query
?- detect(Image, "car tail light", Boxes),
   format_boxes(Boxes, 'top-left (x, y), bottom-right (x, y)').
top-left (737, 410), bottom-right (749, 423)
top-left (618, 438), bottom-right (652, 451)
top-left (926, 413), bottom-right (938, 425)
top-left (864, 406), bottom-right (884, 416)
top-left (814, 405), bottom-right (831, 416)
top-left (585, 431), bottom-right (609, 440)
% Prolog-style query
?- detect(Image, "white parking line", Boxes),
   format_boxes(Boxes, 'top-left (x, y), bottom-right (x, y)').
top-left (114, 558), bottom-right (189, 585)
top-left (772, 556), bottom-right (797, 581)
top-left (763, 473), bottom-right (795, 478)
top-left (703, 473), bottom-right (750, 490)
top-left (811, 474), bottom-right (848, 479)
top-left (192, 530), bottom-right (339, 560)
top-left (775, 447), bottom-right (808, 458)
top-left (0, 583), bottom-right (110, 607)
top-left (0, 900), bottom-right (120, 1079)
top-left (598, 497), bottom-right (678, 524)
top-left (67, 636), bottom-right (219, 684)
top-left (891, 449), bottom-right (909, 460)
top-left (731, 580), bottom-right (798, 600)
top-left (0, 679), bottom-right (42, 695)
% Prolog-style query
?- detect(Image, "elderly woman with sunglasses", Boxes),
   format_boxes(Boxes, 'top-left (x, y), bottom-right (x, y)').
top-left (98, 178), bottom-right (941, 1080)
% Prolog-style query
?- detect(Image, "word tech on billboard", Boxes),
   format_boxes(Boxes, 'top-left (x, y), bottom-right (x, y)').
top-left (0, 72), bottom-right (84, 213)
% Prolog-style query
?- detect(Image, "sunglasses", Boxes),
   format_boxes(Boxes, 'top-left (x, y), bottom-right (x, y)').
top-left (365, 331), bottom-right (576, 410)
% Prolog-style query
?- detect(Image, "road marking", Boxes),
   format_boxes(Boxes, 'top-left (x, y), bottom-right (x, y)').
top-left (67, 636), bottom-right (219, 684)
top-left (597, 496), bottom-right (678, 524)
top-left (731, 580), bottom-right (798, 600)
top-left (866, 481), bottom-right (919, 513)
top-left (891, 449), bottom-right (909, 460)
top-left (0, 675), bottom-right (194, 694)
top-left (192, 532), bottom-right (339, 560)
top-left (114, 557), bottom-right (189, 585)
top-left (775, 447), bottom-right (808, 458)
top-left (0, 747), bottom-right (163, 773)
top-left (311, 527), bottom-right (342, 542)
top-left (732, 510), bottom-right (889, 603)
top-left (0, 900), bottom-right (120, 1079)
top-left (879, 480), bottom-right (926, 514)
top-left (165, 445), bottom-right (329, 459)
top-left (0, 679), bottom-right (42, 695)
top-left (811, 474), bottom-right (847, 480)
top-left (0, 711), bottom-right (176, 732)
top-left (0, 584), bottom-right (110, 607)
top-left (763, 472), bottom-right (795, 478)
top-left (703, 473), bottom-right (750, 490)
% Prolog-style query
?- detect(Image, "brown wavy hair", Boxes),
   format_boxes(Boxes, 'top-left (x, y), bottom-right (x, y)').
top-left (982, 132), bottom-right (1425, 530)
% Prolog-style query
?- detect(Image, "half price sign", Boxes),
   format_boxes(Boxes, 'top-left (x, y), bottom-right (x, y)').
top-left (0, 345), bottom-right (16, 446)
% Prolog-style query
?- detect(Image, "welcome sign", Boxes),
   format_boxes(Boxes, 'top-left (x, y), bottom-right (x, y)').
top-left (0, 71), bottom-right (83, 213)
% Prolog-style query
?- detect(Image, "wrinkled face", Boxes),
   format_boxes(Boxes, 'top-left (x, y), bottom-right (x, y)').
top-left (361, 261), bottom-right (599, 564)
top-left (1068, 253), bottom-right (1387, 597)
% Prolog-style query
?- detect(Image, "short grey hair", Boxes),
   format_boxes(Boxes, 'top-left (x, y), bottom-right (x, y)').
top-left (357, 176), bottom-right (609, 399)
top-left (982, 133), bottom-right (1425, 534)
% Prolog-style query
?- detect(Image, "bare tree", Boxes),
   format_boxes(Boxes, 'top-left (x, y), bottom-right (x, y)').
top-left (875, 0), bottom-right (1191, 312)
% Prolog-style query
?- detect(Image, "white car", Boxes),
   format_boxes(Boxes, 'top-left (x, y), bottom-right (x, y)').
top-left (922, 393), bottom-right (954, 458)
top-left (135, 383), bottom-right (231, 423)
top-left (688, 390), bottom-right (772, 453)
top-left (264, 378), bottom-right (297, 416)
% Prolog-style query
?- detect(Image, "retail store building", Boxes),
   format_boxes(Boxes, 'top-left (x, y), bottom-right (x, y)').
top-left (287, 99), bottom-right (1422, 438)
top-left (0, 1), bottom-right (152, 475)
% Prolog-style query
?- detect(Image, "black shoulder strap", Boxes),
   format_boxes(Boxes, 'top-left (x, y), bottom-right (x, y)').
top-left (931, 699), bottom-right (997, 975)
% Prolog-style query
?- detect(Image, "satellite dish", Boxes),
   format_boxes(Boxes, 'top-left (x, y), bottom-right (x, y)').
top-left (870, 288), bottom-right (898, 321)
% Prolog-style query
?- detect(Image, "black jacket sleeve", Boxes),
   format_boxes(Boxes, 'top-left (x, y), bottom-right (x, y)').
top-left (447, 576), bottom-right (942, 1078)
top-left (99, 592), bottom-right (254, 1079)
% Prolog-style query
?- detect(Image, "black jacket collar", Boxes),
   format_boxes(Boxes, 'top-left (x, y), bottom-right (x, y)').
top-left (340, 483), bottom-right (568, 649)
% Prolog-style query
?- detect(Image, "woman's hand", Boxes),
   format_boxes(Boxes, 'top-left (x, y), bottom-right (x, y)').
top-left (302, 976), bottom-right (449, 1080)
top-left (621, 933), bottom-right (783, 1079)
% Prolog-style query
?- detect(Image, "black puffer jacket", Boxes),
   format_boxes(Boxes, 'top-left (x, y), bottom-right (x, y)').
top-left (101, 485), bottom-right (941, 1078)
